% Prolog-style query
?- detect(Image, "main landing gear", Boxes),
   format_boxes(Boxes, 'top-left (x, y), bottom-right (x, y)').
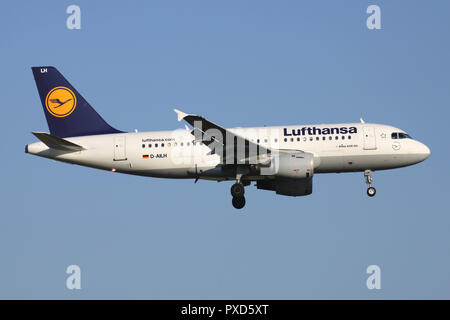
top-left (231, 173), bottom-right (248, 209)
top-left (232, 194), bottom-right (246, 209)
top-left (364, 169), bottom-right (376, 197)
top-left (231, 182), bottom-right (246, 209)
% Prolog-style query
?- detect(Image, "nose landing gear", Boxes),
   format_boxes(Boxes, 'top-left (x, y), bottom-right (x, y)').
top-left (364, 169), bottom-right (376, 197)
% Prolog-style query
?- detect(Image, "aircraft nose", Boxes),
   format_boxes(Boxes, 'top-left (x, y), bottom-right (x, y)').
top-left (417, 142), bottom-right (430, 162)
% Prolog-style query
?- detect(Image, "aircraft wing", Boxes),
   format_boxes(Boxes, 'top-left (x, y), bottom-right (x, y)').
top-left (174, 109), bottom-right (271, 165)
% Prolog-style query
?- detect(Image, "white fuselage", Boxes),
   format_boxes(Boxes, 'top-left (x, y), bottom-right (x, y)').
top-left (26, 123), bottom-right (430, 180)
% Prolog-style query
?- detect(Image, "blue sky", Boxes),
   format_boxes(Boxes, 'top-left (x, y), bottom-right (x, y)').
top-left (0, 0), bottom-right (449, 299)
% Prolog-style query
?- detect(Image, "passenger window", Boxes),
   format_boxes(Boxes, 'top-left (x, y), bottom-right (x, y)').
top-left (329, 136), bottom-right (332, 140)
top-left (341, 136), bottom-right (345, 140)
top-left (335, 136), bottom-right (339, 140)
top-left (274, 138), bottom-right (278, 143)
top-left (348, 135), bottom-right (351, 140)
top-left (303, 137), bottom-right (307, 141)
top-left (316, 137), bottom-right (319, 141)
top-left (167, 143), bottom-right (171, 147)
top-left (309, 137), bottom-right (313, 141)
top-left (264, 139), bottom-right (268, 143)
top-left (155, 143), bottom-right (158, 147)
top-left (284, 138), bottom-right (287, 142)
top-left (174, 142), bottom-right (177, 147)
top-left (187, 142), bottom-right (190, 146)
top-left (290, 138), bottom-right (293, 142)
top-left (161, 143), bottom-right (164, 147)
top-left (142, 144), bottom-right (145, 148)
top-left (297, 137), bottom-right (300, 142)
top-left (257, 139), bottom-right (260, 143)
top-left (322, 137), bottom-right (326, 141)
top-left (149, 144), bottom-right (152, 148)
top-left (180, 142), bottom-right (183, 146)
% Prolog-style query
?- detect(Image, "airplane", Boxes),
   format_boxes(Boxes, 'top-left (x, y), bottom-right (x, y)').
top-left (26, 67), bottom-right (430, 209)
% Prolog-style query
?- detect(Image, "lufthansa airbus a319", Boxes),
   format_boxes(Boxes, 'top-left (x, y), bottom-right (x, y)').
top-left (26, 67), bottom-right (430, 209)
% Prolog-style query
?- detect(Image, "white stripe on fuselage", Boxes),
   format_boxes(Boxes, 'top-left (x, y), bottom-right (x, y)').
top-left (26, 123), bottom-right (430, 179)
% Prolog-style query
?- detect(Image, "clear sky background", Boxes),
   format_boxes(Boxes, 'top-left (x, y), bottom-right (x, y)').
top-left (0, 0), bottom-right (449, 299)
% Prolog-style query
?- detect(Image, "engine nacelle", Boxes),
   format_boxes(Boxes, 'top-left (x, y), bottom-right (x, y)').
top-left (256, 151), bottom-right (314, 196)
top-left (272, 151), bottom-right (314, 179)
top-left (256, 178), bottom-right (313, 197)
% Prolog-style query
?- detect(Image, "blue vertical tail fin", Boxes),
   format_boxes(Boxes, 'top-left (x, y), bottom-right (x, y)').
top-left (31, 66), bottom-right (122, 138)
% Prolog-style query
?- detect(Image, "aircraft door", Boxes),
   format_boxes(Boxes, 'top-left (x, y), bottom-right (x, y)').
top-left (113, 136), bottom-right (127, 161)
top-left (363, 127), bottom-right (377, 150)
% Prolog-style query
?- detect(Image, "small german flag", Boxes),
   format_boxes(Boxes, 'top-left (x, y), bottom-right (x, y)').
top-left (142, 155), bottom-right (149, 159)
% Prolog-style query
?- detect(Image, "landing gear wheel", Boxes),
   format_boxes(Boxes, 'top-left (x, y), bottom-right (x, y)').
top-left (364, 170), bottom-right (376, 197)
top-left (367, 187), bottom-right (376, 197)
top-left (232, 196), bottom-right (246, 209)
top-left (231, 183), bottom-right (245, 198)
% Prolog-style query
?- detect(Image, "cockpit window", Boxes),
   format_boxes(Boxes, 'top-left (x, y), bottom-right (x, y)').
top-left (392, 132), bottom-right (412, 139)
top-left (398, 133), bottom-right (412, 139)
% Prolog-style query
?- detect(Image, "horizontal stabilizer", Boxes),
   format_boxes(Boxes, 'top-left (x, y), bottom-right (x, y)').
top-left (32, 132), bottom-right (85, 151)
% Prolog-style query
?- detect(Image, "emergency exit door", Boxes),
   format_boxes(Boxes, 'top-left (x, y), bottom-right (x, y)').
top-left (363, 127), bottom-right (377, 150)
top-left (113, 136), bottom-right (127, 161)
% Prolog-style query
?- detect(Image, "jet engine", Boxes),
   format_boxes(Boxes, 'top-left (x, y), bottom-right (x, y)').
top-left (272, 151), bottom-right (314, 179)
top-left (256, 151), bottom-right (315, 196)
